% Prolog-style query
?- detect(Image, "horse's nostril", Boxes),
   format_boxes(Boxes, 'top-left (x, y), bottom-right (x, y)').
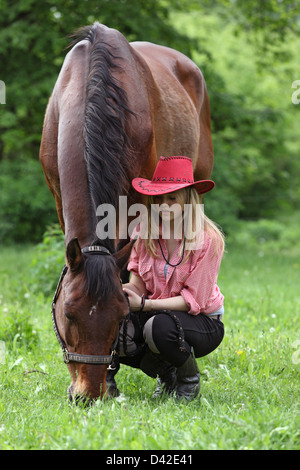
top-left (74, 394), bottom-right (93, 407)
top-left (68, 386), bottom-right (93, 407)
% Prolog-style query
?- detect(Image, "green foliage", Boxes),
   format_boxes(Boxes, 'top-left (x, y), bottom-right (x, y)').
top-left (219, 0), bottom-right (300, 45)
top-left (30, 224), bottom-right (65, 297)
top-left (228, 213), bottom-right (300, 255)
top-left (0, 159), bottom-right (57, 243)
top-left (0, 306), bottom-right (39, 352)
top-left (173, 11), bottom-right (300, 229)
top-left (208, 91), bottom-right (295, 224)
top-left (0, 0), bottom-right (194, 161)
top-left (1, 0), bottom-right (300, 241)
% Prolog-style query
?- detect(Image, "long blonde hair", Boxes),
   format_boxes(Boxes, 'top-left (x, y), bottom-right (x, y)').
top-left (136, 187), bottom-right (225, 260)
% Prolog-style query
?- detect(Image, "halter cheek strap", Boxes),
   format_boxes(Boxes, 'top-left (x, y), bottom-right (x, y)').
top-left (51, 245), bottom-right (121, 366)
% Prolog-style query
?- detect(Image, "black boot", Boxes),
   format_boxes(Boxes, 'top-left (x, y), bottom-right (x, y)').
top-left (152, 366), bottom-right (177, 398)
top-left (139, 348), bottom-right (177, 397)
top-left (106, 356), bottom-right (120, 397)
top-left (175, 348), bottom-right (200, 402)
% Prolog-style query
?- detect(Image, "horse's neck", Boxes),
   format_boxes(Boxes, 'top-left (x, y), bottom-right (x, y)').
top-left (57, 29), bottom-right (152, 250)
top-left (59, 147), bottom-right (115, 251)
top-left (61, 175), bottom-right (96, 248)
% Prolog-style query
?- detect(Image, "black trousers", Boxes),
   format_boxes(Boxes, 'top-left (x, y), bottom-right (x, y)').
top-left (118, 310), bottom-right (224, 368)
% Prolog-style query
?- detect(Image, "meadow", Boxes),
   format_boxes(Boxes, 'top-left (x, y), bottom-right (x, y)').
top-left (0, 233), bottom-right (299, 450)
top-left (1, 0), bottom-right (300, 453)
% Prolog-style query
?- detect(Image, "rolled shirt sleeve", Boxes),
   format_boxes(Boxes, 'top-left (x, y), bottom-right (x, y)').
top-left (127, 243), bottom-right (139, 276)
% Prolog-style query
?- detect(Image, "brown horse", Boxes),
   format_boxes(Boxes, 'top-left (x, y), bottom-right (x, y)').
top-left (39, 22), bottom-right (213, 403)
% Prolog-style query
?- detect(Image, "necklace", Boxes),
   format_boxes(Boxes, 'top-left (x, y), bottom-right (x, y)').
top-left (157, 238), bottom-right (186, 267)
top-left (157, 188), bottom-right (190, 268)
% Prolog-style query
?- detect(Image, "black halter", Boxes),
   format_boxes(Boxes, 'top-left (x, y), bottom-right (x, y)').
top-left (51, 245), bottom-right (121, 366)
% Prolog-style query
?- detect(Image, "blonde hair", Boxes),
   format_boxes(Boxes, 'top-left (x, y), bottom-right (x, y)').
top-left (136, 187), bottom-right (225, 260)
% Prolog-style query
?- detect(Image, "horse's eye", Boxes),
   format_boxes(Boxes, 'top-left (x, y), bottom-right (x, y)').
top-left (64, 311), bottom-right (75, 322)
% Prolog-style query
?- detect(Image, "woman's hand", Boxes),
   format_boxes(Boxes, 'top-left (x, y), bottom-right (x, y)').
top-left (123, 287), bottom-right (188, 313)
top-left (123, 287), bottom-right (143, 311)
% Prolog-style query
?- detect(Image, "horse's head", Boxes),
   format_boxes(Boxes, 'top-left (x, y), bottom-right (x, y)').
top-left (52, 238), bottom-right (132, 404)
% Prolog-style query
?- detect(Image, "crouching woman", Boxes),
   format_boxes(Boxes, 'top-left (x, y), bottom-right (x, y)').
top-left (108, 156), bottom-right (225, 401)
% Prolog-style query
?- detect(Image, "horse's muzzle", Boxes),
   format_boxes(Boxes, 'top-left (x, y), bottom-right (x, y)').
top-left (67, 385), bottom-right (92, 406)
top-left (67, 383), bottom-right (109, 406)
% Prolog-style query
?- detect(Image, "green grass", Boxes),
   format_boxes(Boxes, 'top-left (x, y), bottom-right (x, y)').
top-left (0, 242), bottom-right (299, 450)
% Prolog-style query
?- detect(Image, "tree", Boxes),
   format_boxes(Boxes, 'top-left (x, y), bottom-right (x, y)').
top-left (1, 0), bottom-right (299, 242)
top-left (0, 0), bottom-right (195, 161)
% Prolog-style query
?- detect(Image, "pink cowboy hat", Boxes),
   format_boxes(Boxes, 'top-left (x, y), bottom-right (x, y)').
top-left (132, 156), bottom-right (215, 195)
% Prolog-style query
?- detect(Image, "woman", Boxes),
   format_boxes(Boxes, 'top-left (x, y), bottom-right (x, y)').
top-left (109, 156), bottom-right (225, 401)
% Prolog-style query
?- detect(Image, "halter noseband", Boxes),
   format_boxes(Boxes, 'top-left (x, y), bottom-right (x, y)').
top-left (51, 245), bottom-right (121, 366)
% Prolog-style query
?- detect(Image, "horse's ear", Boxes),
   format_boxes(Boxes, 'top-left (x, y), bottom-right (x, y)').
top-left (113, 239), bottom-right (136, 271)
top-left (66, 238), bottom-right (83, 272)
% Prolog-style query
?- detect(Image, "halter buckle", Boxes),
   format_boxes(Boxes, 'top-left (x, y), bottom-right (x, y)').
top-left (63, 350), bottom-right (70, 364)
top-left (107, 350), bottom-right (118, 370)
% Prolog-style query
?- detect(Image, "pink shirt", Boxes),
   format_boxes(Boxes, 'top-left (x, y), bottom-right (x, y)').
top-left (127, 231), bottom-right (224, 315)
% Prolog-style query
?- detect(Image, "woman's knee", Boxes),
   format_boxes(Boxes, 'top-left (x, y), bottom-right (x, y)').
top-left (143, 313), bottom-right (190, 362)
top-left (143, 313), bottom-right (177, 353)
top-left (143, 316), bottom-right (160, 354)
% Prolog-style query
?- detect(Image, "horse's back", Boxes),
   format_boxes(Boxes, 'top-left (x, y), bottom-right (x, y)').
top-left (131, 42), bottom-right (204, 106)
top-left (131, 41), bottom-right (213, 180)
top-left (40, 24), bottom-right (214, 215)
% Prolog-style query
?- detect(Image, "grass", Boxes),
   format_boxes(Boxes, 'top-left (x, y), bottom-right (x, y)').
top-left (0, 241), bottom-right (299, 450)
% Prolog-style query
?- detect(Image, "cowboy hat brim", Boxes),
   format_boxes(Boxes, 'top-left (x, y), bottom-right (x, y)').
top-left (132, 178), bottom-right (215, 195)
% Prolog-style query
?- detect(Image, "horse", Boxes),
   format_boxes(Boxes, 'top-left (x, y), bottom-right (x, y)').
top-left (39, 22), bottom-right (213, 403)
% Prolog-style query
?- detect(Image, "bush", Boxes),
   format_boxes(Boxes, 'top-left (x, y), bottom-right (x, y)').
top-left (0, 306), bottom-right (39, 352)
top-left (0, 158), bottom-right (57, 243)
top-left (30, 224), bottom-right (65, 297)
top-left (228, 214), bottom-right (300, 254)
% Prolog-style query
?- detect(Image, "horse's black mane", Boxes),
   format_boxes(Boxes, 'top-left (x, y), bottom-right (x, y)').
top-left (70, 23), bottom-right (135, 300)
top-left (72, 23), bottom-right (135, 244)
top-left (82, 249), bottom-right (120, 303)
